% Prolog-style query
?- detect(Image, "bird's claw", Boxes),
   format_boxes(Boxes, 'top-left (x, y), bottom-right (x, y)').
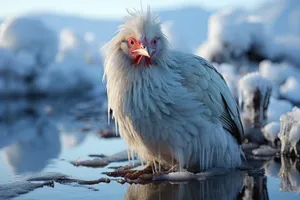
top-left (103, 169), bottom-right (137, 177)
top-left (103, 165), bottom-right (153, 180)
top-left (124, 166), bottom-right (153, 180)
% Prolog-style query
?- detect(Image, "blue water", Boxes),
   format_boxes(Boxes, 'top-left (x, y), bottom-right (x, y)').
top-left (0, 97), bottom-right (299, 200)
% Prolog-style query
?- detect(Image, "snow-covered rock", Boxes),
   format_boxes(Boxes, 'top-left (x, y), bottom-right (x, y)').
top-left (238, 72), bottom-right (272, 127)
top-left (280, 77), bottom-right (300, 103)
top-left (279, 107), bottom-right (300, 156)
top-left (197, 2), bottom-right (300, 66)
top-left (197, 8), bottom-right (271, 65)
top-left (0, 16), bottom-right (103, 97)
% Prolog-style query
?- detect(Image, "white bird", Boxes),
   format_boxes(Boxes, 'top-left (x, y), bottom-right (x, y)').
top-left (103, 9), bottom-right (244, 176)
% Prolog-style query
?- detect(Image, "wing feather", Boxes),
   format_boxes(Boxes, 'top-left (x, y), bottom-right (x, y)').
top-left (174, 52), bottom-right (244, 144)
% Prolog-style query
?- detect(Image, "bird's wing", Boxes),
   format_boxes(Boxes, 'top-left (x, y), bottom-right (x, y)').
top-left (172, 52), bottom-right (244, 144)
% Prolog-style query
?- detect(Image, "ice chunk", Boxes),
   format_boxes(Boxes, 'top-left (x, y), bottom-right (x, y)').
top-left (279, 107), bottom-right (300, 156)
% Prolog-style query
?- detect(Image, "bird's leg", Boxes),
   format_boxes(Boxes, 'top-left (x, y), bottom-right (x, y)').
top-left (103, 169), bottom-right (138, 178)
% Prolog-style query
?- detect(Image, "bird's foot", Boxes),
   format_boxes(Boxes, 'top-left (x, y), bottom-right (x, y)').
top-left (124, 164), bottom-right (153, 180)
top-left (237, 166), bottom-right (265, 177)
top-left (103, 164), bottom-right (153, 180)
top-left (103, 169), bottom-right (137, 178)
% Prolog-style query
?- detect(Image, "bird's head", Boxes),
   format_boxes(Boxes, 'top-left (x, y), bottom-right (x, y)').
top-left (104, 8), bottom-right (168, 68)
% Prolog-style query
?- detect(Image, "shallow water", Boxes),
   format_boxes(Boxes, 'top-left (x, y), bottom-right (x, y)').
top-left (0, 97), bottom-right (299, 200)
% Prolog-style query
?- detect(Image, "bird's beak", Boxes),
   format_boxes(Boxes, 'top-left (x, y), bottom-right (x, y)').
top-left (133, 46), bottom-right (152, 58)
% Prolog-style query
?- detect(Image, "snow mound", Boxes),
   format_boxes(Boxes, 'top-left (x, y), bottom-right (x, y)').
top-left (259, 60), bottom-right (300, 85)
top-left (0, 16), bottom-right (103, 97)
top-left (238, 72), bottom-right (272, 125)
top-left (0, 17), bottom-right (57, 66)
top-left (35, 60), bottom-right (103, 96)
top-left (267, 97), bottom-right (293, 122)
top-left (279, 107), bottom-right (300, 156)
top-left (280, 77), bottom-right (300, 103)
top-left (255, 0), bottom-right (300, 37)
top-left (197, 6), bottom-right (300, 66)
top-left (261, 121), bottom-right (280, 145)
top-left (197, 8), bottom-right (271, 64)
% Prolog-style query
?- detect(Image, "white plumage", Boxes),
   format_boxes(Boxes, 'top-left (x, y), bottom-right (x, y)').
top-left (103, 9), bottom-right (244, 171)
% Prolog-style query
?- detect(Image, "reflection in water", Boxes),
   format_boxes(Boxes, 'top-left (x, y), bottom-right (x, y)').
top-left (0, 97), bottom-right (93, 175)
top-left (0, 99), bottom-right (62, 174)
top-left (2, 118), bottom-right (61, 174)
top-left (241, 176), bottom-right (269, 200)
top-left (125, 171), bottom-right (271, 200)
top-left (263, 157), bottom-right (281, 178)
top-left (126, 172), bottom-right (249, 200)
top-left (61, 131), bottom-right (87, 149)
top-left (279, 156), bottom-right (300, 192)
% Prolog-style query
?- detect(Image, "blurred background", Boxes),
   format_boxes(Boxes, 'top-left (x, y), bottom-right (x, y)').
top-left (0, 0), bottom-right (300, 199)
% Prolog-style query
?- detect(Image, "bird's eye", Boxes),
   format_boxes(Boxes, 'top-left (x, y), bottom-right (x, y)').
top-left (152, 37), bottom-right (159, 46)
top-left (128, 37), bottom-right (135, 46)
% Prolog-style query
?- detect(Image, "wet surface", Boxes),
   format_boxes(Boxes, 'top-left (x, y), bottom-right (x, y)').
top-left (0, 96), bottom-right (300, 199)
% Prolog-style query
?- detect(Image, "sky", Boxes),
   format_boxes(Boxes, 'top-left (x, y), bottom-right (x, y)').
top-left (0, 0), bottom-right (268, 19)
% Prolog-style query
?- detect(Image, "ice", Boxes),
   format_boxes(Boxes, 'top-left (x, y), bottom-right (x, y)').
top-left (0, 180), bottom-right (54, 199)
top-left (261, 122), bottom-right (280, 146)
top-left (267, 97), bottom-right (293, 122)
top-left (153, 171), bottom-right (197, 182)
top-left (252, 145), bottom-right (279, 157)
top-left (238, 72), bottom-right (272, 126)
top-left (71, 150), bottom-right (133, 168)
top-left (280, 77), bottom-right (300, 103)
top-left (279, 107), bottom-right (300, 156)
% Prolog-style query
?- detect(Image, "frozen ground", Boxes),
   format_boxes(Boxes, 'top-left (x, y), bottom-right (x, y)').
top-left (0, 98), bottom-right (300, 199)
